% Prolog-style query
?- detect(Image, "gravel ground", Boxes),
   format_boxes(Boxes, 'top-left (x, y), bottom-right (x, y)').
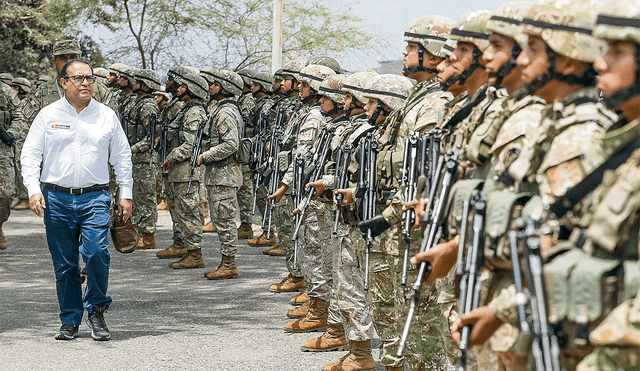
top-left (0, 209), bottom-right (388, 371)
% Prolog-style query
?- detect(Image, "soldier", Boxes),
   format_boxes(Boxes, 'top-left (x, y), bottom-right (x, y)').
top-left (116, 67), bottom-right (139, 119)
top-left (158, 72), bottom-right (208, 269)
top-left (154, 89), bottom-right (170, 109)
top-left (197, 69), bottom-right (244, 280)
top-left (272, 69), bottom-right (284, 98)
top-left (10, 77), bottom-right (31, 100)
top-left (0, 74), bottom-right (21, 250)
top-left (0, 73), bottom-right (13, 86)
top-left (93, 67), bottom-right (109, 86)
top-left (126, 69), bottom-right (161, 250)
top-left (235, 68), bottom-right (257, 240)
top-left (199, 67), bottom-right (221, 234)
top-left (36, 75), bottom-right (52, 88)
top-left (8, 76), bottom-right (32, 210)
top-left (107, 63), bottom-right (129, 95)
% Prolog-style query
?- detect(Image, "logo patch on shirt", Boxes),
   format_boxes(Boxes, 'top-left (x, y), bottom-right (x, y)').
top-left (50, 124), bottom-right (70, 129)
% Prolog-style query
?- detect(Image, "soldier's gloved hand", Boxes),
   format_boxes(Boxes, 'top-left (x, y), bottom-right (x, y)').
top-left (358, 214), bottom-right (390, 238)
top-left (450, 305), bottom-right (503, 347)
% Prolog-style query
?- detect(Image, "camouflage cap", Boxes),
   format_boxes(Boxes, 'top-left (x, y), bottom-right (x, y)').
top-left (307, 56), bottom-right (341, 73)
top-left (236, 68), bottom-right (255, 87)
top-left (53, 40), bottom-right (81, 56)
top-left (342, 70), bottom-right (379, 104)
top-left (282, 60), bottom-right (307, 80)
top-left (298, 64), bottom-right (335, 92)
top-left (522, 0), bottom-right (606, 62)
top-left (94, 67), bottom-right (109, 79)
top-left (487, 2), bottom-right (533, 41)
top-left (593, 0), bottom-right (640, 44)
top-left (451, 11), bottom-right (492, 52)
top-left (135, 69), bottom-right (161, 90)
top-left (319, 74), bottom-right (347, 103)
top-left (274, 68), bottom-right (284, 81)
top-left (363, 74), bottom-right (413, 111)
top-left (250, 70), bottom-right (274, 92)
top-left (176, 72), bottom-right (209, 100)
top-left (199, 67), bottom-right (219, 85)
top-left (404, 16), bottom-right (455, 57)
top-left (210, 69), bottom-right (244, 96)
top-left (0, 73), bottom-right (13, 84)
top-left (11, 77), bottom-right (31, 93)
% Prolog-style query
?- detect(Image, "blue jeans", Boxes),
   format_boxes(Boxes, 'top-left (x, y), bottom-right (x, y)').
top-left (42, 187), bottom-right (112, 325)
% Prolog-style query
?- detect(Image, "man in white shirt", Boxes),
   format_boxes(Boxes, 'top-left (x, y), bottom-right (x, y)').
top-left (21, 59), bottom-right (133, 341)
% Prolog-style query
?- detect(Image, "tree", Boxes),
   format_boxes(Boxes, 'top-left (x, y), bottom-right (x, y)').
top-left (48, 0), bottom-right (386, 72)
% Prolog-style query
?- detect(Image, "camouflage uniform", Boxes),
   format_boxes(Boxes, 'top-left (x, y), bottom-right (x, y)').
top-left (237, 91), bottom-right (256, 225)
top-left (202, 99), bottom-right (242, 256)
top-left (165, 100), bottom-right (207, 251)
top-left (251, 94), bottom-right (274, 221)
top-left (0, 82), bottom-right (20, 235)
top-left (127, 93), bottom-right (159, 234)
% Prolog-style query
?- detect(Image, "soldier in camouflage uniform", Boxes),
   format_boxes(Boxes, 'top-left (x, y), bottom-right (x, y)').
top-left (10, 77), bottom-right (31, 100)
top-left (157, 72), bottom-right (207, 269)
top-left (11, 41), bottom-right (119, 212)
top-left (0, 73), bottom-right (13, 86)
top-left (8, 76), bottom-right (32, 210)
top-left (198, 69), bottom-right (244, 280)
top-left (272, 69), bottom-right (284, 98)
top-left (270, 64), bottom-right (334, 333)
top-left (0, 78), bottom-right (21, 250)
top-left (117, 67), bottom-right (139, 121)
top-left (93, 67), bottom-right (109, 86)
top-left (236, 68), bottom-right (257, 240)
top-left (107, 63), bottom-right (128, 91)
top-left (126, 69), bottom-right (161, 250)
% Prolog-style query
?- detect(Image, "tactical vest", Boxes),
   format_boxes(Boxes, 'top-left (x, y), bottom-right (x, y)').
top-left (167, 100), bottom-right (206, 150)
top-left (127, 95), bottom-right (156, 145)
top-left (205, 100), bottom-right (244, 165)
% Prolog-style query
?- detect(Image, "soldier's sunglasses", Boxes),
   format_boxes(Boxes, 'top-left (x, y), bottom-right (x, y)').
top-left (64, 74), bottom-right (96, 84)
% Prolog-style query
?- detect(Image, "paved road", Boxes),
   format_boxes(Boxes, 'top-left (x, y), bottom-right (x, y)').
top-left (0, 209), bottom-right (385, 370)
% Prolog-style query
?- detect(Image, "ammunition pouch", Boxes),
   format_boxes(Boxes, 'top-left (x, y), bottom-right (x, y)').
top-left (467, 116), bottom-right (502, 165)
top-left (445, 179), bottom-right (484, 240)
top-left (237, 137), bottom-right (252, 164)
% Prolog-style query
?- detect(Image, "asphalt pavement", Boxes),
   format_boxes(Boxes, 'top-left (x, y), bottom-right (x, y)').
top-left (0, 209), bottom-right (386, 371)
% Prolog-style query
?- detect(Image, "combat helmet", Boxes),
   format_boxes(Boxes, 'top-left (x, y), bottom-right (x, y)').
top-left (342, 70), bottom-right (378, 105)
top-left (363, 74), bottom-right (413, 112)
top-left (450, 10), bottom-right (492, 86)
top-left (307, 56), bottom-right (341, 73)
top-left (0, 73), bottom-right (13, 85)
top-left (593, 0), bottom-right (640, 109)
top-left (175, 72), bottom-right (209, 100)
top-left (319, 74), bottom-right (347, 103)
top-left (199, 67), bottom-right (219, 86)
top-left (298, 64), bottom-right (335, 103)
top-left (11, 77), bottom-right (31, 94)
top-left (273, 69), bottom-right (284, 81)
top-left (134, 69), bottom-right (162, 91)
top-left (94, 67), bottom-right (109, 83)
top-left (521, 0), bottom-right (605, 93)
top-left (282, 60), bottom-right (307, 80)
top-left (120, 67), bottom-right (139, 85)
top-left (486, 2), bottom-right (533, 84)
top-left (108, 63), bottom-right (129, 78)
top-left (403, 15), bottom-right (455, 75)
top-left (236, 68), bottom-right (254, 88)
top-left (250, 70), bottom-right (274, 93)
top-left (210, 69), bottom-right (244, 97)
top-left (36, 75), bottom-right (52, 87)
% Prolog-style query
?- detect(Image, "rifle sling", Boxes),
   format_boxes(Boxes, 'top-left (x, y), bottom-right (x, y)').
top-left (440, 86), bottom-right (488, 134)
top-left (549, 134), bottom-right (640, 218)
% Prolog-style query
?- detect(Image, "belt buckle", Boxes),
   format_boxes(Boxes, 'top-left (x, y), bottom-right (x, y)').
top-left (80, 187), bottom-right (84, 195)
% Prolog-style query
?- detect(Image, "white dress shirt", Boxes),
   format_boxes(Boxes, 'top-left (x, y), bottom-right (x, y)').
top-left (21, 96), bottom-right (133, 199)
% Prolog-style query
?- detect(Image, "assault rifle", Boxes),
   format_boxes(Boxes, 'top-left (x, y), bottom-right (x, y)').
top-left (121, 112), bottom-right (129, 139)
top-left (158, 118), bottom-right (169, 198)
top-left (291, 153), bottom-right (305, 269)
top-left (397, 149), bottom-right (459, 356)
top-left (148, 113), bottom-right (157, 169)
top-left (400, 132), bottom-right (421, 286)
top-left (456, 190), bottom-right (486, 371)
top-left (291, 126), bottom-right (335, 242)
top-left (0, 124), bottom-right (16, 147)
top-left (251, 112), bottom-right (269, 214)
top-left (356, 133), bottom-right (378, 291)
top-left (262, 107), bottom-right (286, 240)
top-left (187, 119), bottom-right (206, 193)
top-left (519, 218), bottom-right (562, 371)
top-left (332, 144), bottom-right (352, 236)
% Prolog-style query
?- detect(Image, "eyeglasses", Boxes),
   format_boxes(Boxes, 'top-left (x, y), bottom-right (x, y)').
top-left (64, 74), bottom-right (96, 84)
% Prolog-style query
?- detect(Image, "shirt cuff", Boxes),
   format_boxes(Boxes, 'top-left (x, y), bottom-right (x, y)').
top-left (119, 186), bottom-right (133, 200)
top-left (26, 183), bottom-right (42, 199)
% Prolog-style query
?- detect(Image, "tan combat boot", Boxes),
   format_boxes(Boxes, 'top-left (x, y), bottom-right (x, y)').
top-left (136, 232), bottom-right (156, 249)
top-left (301, 323), bottom-right (349, 352)
top-left (237, 222), bottom-right (254, 239)
top-left (0, 227), bottom-right (7, 250)
top-left (157, 198), bottom-right (167, 211)
top-left (287, 300), bottom-right (310, 319)
top-left (290, 290), bottom-right (309, 305)
top-left (204, 255), bottom-right (239, 279)
top-left (248, 231), bottom-right (276, 247)
top-left (10, 199), bottom-right (30, 210)
top-left (269, 274), bottom-right (306, 292)
top-left (156, 240), bottom-right (187, 259)
top-left (284, 298), bottom-right (328, 333)
top-left (202, 221), bottom-right (216, 233)
top-left (262, 243), bottom-right (285, 256)
top-left (329, 340), bottom-right (375, 371)
top-left (170, 248), bottom-right (205, 269)
top-left (322, 352), bottom-right (351, 371)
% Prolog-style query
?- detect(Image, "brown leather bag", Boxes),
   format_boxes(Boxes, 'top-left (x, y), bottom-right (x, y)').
top-left (110, 191), bottom-right (138, 254)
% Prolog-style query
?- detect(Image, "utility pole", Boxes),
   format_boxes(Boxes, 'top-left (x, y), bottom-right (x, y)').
top-left (272, 0), bottom-right (283, 74)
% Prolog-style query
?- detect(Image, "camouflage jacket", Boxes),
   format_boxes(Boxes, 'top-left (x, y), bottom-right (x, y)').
top-left (281, 104), bottom-right (326, 187)
top-left (238, 92), bottom-right (256, 136)
top-left (202, 100), bottom-right (242, 188)
top-left (401, 76), bottom-right (453, 134)
top-left (166, 100), bottom-right (208, 183)
top-left (205, 97), bottom-right (219, 115)
top-left (128, 94), bottom-right (159, 164)
top-left (0, 82), bottom-right (20, 159)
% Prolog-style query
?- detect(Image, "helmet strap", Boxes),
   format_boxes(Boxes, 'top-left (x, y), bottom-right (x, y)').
top-left (402, 46), bottom-right (439, 76)
top-left (302, 92), bottom-right (320, 104)
top-left (456, 46), bottom-right (482, 86)
top-left (525, 45), bottom-right (556, 94)
top-left (368, 101), bottom-right (390, 125)
top-left (489, 43), bottom-right (521, 86)
top-left (603, 44), bottom-right (640, 110)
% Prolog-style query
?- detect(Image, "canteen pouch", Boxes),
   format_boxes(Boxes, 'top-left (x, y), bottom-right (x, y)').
top-left (110, 197), bottom-right (139, 254)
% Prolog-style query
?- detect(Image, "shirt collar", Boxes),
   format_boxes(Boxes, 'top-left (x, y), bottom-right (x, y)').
top-left (62, 95), bottom-right (95, 115)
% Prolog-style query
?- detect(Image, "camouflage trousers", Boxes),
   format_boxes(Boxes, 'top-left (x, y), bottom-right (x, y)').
top-left (14, 142), bottom-right (27, 200)
top-left (332, 222), bottom-right (373, 341)
top-left (237, 169), bottom-right (253, 224)
top-left (198, 166), bottom-right (208, 221)
top-left (299, 202), bottom-right (332, 301)
top-left (166, 181), bottom-right (202, 250)
top-left (317, 201), bottom-right (338, 324)
top-left (0, 156), bottom-right (15, 225)
top-left (255, 184), bottom-right (272, 234)
top-left (207, 185), bottom-right (239, 257)
top-left (132, 162), bottom-right (158, 234)
top-left (273, 194), bottom-right (302, 278)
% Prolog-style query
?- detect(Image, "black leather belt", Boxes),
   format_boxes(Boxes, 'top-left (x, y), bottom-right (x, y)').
top-left (42, 183), bottom-right (109, 195)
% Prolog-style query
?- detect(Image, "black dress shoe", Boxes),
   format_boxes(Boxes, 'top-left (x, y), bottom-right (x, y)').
top-left (87, 305), bottom-right (111, 341)
top-left (55, 324), bottom-right (79, 340)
